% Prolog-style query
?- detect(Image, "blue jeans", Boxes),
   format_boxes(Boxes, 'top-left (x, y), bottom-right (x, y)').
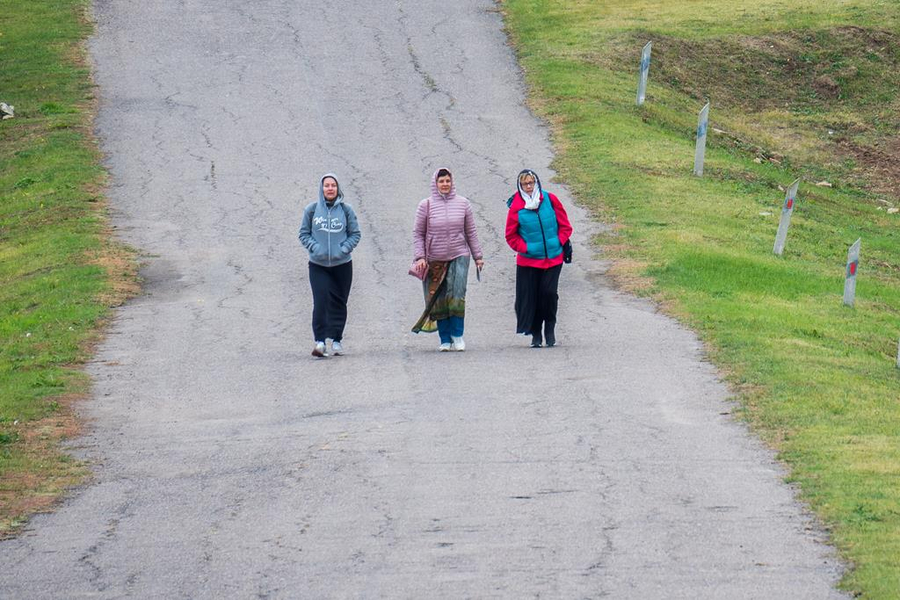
top-left (436, 316), bottom-right (464, 344)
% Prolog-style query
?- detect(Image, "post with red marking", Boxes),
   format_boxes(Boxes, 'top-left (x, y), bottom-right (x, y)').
top-left (773, 178), bottom-right (800, 256)
top-left (693, 102), bottom-right (710, 176)
top-left (636, 41), bottom-right (652, 106)
top-left (843, 238), bottom-right (861, 307)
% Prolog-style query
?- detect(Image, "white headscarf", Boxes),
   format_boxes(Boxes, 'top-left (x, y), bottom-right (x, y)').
top-left (517, 170), bottom-right (543, 210)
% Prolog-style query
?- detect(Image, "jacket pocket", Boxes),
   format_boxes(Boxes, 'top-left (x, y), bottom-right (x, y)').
top-left (310, 242), bottom-right (327, 262)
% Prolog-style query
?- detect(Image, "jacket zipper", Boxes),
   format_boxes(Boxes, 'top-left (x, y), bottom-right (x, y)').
top-left (537, 200), bottom-right (549, 258)
top-left (326, 204), bottom-right (333, 266)
top-left (444, 198), bottom-right (450, 255)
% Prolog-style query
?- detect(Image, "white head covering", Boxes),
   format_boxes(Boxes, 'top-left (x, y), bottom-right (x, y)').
top-left (517, 169), bottom-right (542, 210)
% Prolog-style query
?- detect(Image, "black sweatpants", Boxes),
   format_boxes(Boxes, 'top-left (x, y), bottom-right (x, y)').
top-left (309, 261), bottom-right (353, 342)
top-left (515, 263), bottom-right (562, 337)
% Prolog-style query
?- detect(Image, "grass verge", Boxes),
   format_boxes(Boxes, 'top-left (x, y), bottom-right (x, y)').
top-left (503, 0), bottom-right (900, 597)
top-left (0, 0), bottom-right (136, 535)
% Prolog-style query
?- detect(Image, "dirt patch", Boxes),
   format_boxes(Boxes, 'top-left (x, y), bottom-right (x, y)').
top-left (0, 395), bottom-right (88, 539)
top-left (615, 26), bottom-right (900, 112)
top-left (839, 137), bottom-right (900, 200)
top-left (92, 229), bottom-right (140, 307)
top-left (598, 249), bottom-right (655, 294)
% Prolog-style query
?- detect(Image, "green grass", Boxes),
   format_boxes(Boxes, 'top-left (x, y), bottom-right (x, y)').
top-left (0, 1), bottom-right (133, 533)
top-left (504, 0), bottom-right (900, 597)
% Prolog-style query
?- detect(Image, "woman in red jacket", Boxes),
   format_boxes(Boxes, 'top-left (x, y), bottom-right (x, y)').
top-left (505, 169), bottom-right (573, 348)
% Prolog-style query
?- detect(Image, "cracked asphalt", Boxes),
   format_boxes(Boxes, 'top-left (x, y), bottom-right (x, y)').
top-left (0, 1), bottom-right (847, 598)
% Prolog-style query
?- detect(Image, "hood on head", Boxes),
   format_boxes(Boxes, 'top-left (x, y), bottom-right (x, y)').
top-left (516, 169), bottom-right (542, 201)
top-left (431, 168), bottom-right (457, 201)
top-left (319, 173), bottom-right (343, 204)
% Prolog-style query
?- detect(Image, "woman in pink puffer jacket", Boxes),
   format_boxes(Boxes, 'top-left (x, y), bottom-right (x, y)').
top-left (411, 168), bottom-right (485, 352)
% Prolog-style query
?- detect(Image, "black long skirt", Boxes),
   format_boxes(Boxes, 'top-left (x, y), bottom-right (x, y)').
top-left (514, 263), bottom-right (562, 335)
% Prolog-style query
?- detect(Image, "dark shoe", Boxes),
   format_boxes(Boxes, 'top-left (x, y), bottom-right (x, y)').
top-left (530, 332), bottom-right (542, 348)
top-left (544, 325), bottom-right (556, 348)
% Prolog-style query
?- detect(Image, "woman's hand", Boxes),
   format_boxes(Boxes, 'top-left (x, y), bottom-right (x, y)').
top-left (416, 258), bottom-right (427, 269)
top-left (475, 258), bottom-right (485, 270)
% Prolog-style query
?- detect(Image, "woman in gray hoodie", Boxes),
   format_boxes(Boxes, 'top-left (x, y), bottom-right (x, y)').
top-left (298, 174), bottom-right (361, 357)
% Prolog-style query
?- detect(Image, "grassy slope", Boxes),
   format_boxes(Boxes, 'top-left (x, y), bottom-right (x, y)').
top-left (503, 0), bottom-right (900, 597)
top-left (0, 1), bottom-right (132, 533)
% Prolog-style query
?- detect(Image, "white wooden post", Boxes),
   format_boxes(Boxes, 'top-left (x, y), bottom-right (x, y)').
top-left (773, 178), bottom-right (801, 256)
top-left (636, 42), bottom-right (652, 106)
top-left (693, 102), bottom-right (710, 176)
top-left (843, 238), bottom-right (861, 307)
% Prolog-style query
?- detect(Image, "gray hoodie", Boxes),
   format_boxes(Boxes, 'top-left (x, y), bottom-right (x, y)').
top-left (298, 174), bottom-right (361, 267)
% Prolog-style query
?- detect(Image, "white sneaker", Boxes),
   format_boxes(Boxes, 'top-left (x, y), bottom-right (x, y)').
top-left (450, 336), bottom-right (465, 352)
top-left (439, 342), bottom-right (452, 352)
top-left (331, 340), bottom-right (344, 355)
top-left (312, 341), bottom-right (328, 357)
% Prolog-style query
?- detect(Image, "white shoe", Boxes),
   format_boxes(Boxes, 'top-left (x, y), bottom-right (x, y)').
top-left (439, 342), bottom-right (452, 352)
top-left (312, 341), bottom-right (328, 357)
top-left (450, 336), bottom-right (465, 352)
top-left (331, 340), bottom-right (344, 355)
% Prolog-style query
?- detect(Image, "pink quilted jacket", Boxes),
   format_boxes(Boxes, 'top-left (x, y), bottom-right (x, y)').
top-left (413, 170), bottom-right (483, 262)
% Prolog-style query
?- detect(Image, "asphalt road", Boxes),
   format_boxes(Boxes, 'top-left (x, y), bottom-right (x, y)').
top-left (0, 1), bottom-right (846, 598)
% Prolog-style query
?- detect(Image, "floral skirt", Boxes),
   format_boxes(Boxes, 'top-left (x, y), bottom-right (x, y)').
top-left (411, 255), bottom-right (470, 333)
